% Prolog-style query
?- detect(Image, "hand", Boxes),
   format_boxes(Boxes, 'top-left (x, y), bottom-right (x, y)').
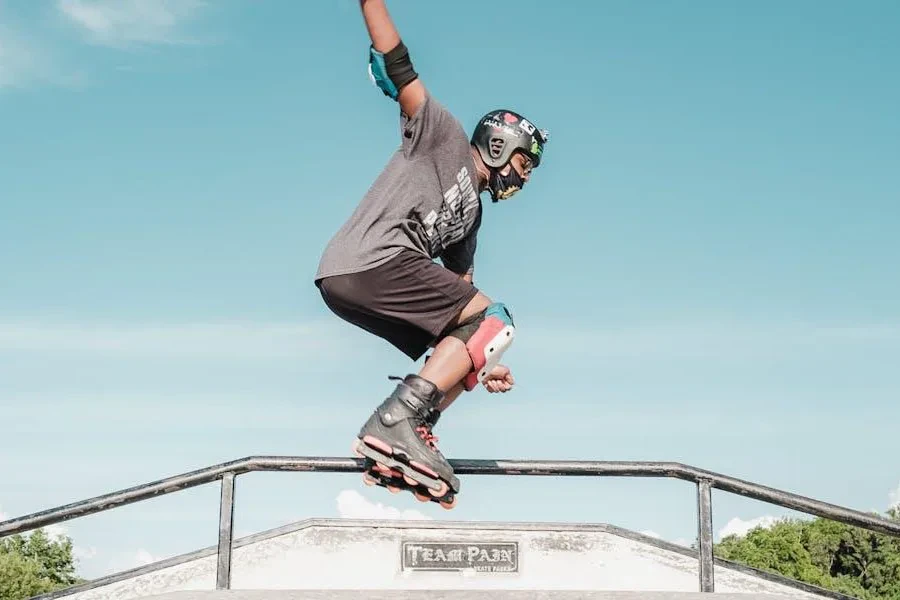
top-left (482, 364), bottom-right (514, 393)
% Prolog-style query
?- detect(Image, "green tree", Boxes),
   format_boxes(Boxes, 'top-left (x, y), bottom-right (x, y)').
top-left (714, 509), bottom-right (900, 600)
top-left (716, 520), bottom-right (831, 585)
top-left (0, 529), bottom-right (83, 600)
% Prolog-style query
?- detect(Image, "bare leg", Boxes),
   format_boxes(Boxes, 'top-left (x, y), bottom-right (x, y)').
top-left (418, 291), bottom-right (491, 394)
top-left (418, 337), bottom-right (470, 391)
top-left (353, 291), bottom-right (493, 507)
top-left (438, 382), bottom-right (465, 412)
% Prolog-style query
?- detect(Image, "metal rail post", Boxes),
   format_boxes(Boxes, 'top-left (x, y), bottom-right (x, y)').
top-left (697, 479), bottom-right (715, 592)
top-left (216, 472), bottom-right (236, 590)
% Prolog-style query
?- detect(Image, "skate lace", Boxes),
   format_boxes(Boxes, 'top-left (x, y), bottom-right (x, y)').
top-left (415, 425), bottom-right (439, 451)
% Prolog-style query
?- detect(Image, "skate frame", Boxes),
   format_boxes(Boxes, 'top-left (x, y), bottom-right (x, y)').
top-left (2, 456), bottom-right (898, 597)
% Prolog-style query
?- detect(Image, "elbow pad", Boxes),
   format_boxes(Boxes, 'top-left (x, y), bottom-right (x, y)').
top-left (368, 40), bottom-right (418, 100)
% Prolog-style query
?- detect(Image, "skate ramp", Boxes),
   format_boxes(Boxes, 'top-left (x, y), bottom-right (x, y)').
top-left (49, 520), bottom-right (845, 600)
top-left (142, 592), bottom-right (799, 600)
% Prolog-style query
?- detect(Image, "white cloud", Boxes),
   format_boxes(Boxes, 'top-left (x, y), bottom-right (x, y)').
top-left (104, 548), bottom-right (162, 573)
top-left (73, 545), bottom-right (99, 561)
top-left (2, 0), bottom-right (210, 90)
top-left (0, 29), bottom-right (29, 87)
top-left (0, 25), bottom-right (48, 89)
top-left (719, 515), bottom-right (778, 539)
top-left (58, 0), bottom-right (207, 47)
top-left (47, 526), bottom-right (99, 566)
top-left (889, 482), bottom-right (900, 510)
top-left (639, 530), bottom-right (694, 548)
top-left (0, 320), bottom-right (344, 359)
top-left (41, 523), bottom-right (69, 540)
top-left (4, 317), bottom-right (897, 366)
top-left (336, 489), bottom-right (432, 521)
top-left (133, 548), bottom-right (159, 566)
top-left (527, 321), bottom-right (900, 361)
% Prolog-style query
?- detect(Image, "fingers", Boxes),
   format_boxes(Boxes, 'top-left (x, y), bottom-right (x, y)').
top-left (483, 378), bottom-right (513, 393)
top-left (481, 365), bottom-right (515, 393)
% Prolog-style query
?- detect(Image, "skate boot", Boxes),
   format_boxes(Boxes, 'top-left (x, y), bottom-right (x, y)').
top-left (352, 375), bottom-right (459, 509)
top-left (358, 405), bottom-right (458, 508)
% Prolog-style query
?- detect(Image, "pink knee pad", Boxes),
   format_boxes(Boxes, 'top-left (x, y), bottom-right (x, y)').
top-left (462, 303), bottom-right (515, 391)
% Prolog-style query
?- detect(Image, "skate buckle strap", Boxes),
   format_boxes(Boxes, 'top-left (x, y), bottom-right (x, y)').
top-left (382, 374), bottom-right (443, 421)
top-left (397, 386), bottom-right (434, 418)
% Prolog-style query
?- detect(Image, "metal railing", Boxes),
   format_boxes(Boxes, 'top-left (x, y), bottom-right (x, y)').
top-left (2, 456), bottom-right (899, 594)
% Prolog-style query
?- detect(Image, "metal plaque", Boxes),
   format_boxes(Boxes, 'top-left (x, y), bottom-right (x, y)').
top-left (401, 541), bottom-right (518, 572)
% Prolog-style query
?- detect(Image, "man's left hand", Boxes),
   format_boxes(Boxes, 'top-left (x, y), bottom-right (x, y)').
top-left (483, 364), bottom-right (514, 393)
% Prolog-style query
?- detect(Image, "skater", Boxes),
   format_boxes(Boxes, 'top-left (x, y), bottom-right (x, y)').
top-left (314, 0), bottom-right (549, 509)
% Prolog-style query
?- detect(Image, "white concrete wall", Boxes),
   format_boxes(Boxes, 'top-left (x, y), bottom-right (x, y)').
top-left (63, 521), bottom-right (831, 600)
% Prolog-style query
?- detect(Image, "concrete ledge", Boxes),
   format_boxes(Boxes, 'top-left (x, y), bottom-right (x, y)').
top-left (142, 592), bottom-right (793, 600)
top-left (36, 520), bottom-right (844, 600)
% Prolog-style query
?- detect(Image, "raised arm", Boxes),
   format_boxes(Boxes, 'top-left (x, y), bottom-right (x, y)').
top-left (360, 0), bottom-right (427, 117)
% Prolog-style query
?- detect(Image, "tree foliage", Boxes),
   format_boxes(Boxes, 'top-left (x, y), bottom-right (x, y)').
top-left (0, 529), bottom-right (83, 600)
top-left (715, 507), bottom-right (900, 600)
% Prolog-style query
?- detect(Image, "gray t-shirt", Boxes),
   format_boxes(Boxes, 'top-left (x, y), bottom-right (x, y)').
top-left (315, 93), bottom-right (482, 281)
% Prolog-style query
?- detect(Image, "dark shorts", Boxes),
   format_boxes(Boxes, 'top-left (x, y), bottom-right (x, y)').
top-left (316, 250), bottom-right (480, 360)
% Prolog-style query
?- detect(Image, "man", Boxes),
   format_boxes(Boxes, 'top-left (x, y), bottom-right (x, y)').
top-left (314, 0), bottom-right (549, 509)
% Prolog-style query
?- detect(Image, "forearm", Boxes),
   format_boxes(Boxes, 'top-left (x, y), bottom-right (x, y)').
top-left (359, 0), bottom-right (400, 52)
top-left (359, 0), bottom-right (424, 116)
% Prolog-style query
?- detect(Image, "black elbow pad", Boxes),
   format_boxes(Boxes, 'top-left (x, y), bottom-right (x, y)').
top-left (368, 40), bottom-right (419, 100)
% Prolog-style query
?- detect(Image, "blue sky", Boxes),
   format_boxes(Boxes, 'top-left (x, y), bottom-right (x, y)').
top-left (2, 0), bottom-right (899, 580)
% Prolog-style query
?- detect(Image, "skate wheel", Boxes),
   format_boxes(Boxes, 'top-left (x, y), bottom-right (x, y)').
top-left (414, 492), bottom-right (431, 503)
top-left (374, 462), bottom-right (390, 474)
top-left (387, 485), bottom-right (401, 494)
top-left (362, 473), bottom-right (377, 486)
top-left (403, 475), bottom-right (419, 487)
top-left (428, 480), bottom-right (449, 497)
top-left (439, 496), bottom-right (457, 510)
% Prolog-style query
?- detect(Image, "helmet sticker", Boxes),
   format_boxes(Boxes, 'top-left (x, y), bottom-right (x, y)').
top-left (473, 109), bottom-right (547, 171)
top-left (483, 118), bottom-right (520, 137)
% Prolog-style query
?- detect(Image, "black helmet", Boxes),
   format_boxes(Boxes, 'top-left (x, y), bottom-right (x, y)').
top-left (471, 109), bottom-right (549, 170)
